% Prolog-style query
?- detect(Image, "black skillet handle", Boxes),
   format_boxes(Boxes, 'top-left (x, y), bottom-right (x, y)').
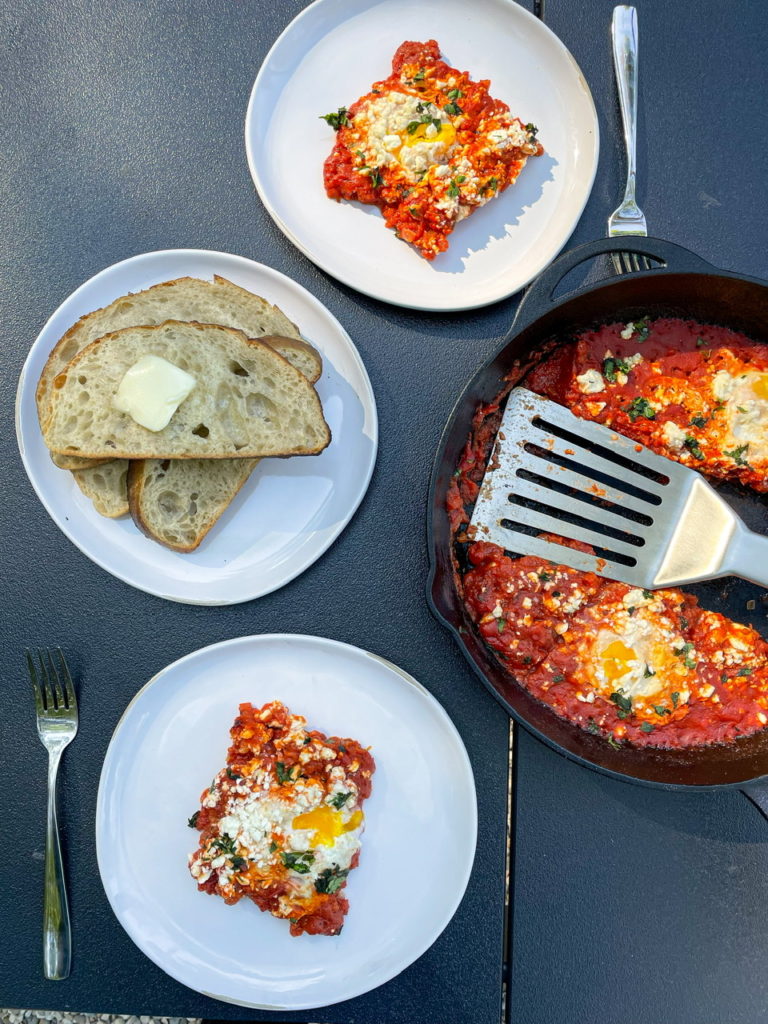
top-left (741, 781), bottom-right (768, 822)
top-left (511, 236), bottom-right (717, 335)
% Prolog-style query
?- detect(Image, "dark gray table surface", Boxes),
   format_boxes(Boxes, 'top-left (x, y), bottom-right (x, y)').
top-left (1, 2), bottom-right (766, 1023)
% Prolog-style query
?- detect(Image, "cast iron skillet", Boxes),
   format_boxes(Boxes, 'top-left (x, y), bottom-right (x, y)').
top-left (427, 236), bottom-right (768, 818)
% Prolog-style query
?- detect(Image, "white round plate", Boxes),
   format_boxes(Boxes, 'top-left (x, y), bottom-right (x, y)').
top-left (15, 249), bottom-right (377, 605)
top-left (245, 0), bottom-right (599, 311)
top-left (96, 634), bottom-right (477, 1010)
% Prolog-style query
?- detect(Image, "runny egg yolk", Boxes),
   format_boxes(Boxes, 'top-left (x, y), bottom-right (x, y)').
top-left (750, 374), bottom-right (768, 400)
top-left (401, 121), bottom-right (457, 149)
top-left (601, 639), bottom-right (638, 683)
top-left (292, 806), bottom-right (363, 848)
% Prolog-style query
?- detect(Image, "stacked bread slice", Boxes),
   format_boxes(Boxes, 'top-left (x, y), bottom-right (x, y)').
top-left (36, 277), bottom-right (329, 551)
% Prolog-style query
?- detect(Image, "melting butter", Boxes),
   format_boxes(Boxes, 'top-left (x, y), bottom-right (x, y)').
top-left (113, 354), bottom-right (196, 431)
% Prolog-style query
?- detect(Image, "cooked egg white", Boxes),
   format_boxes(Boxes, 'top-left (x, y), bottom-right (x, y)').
top-left (356, 93), bottom-right (458, 178)
top-left (712, 368), bottom-right (768, 456)
top-left (189, 766), bottom-right (363, 898)
top-left (575, 592), bottom-right (693, 717)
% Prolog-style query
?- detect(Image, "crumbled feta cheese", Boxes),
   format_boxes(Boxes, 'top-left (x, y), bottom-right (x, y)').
top-left (576, 369), bottom-right (605, 394)
top-left (662, 420), bottom-right (688, 451)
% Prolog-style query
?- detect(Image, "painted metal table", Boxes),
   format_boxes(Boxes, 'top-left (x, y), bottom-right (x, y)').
top-left (1, 2), bottom-right (766, 1023)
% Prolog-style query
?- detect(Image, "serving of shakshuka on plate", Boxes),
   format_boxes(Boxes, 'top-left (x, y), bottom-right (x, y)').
top-left (321, 39), bottom-right (543, 260)
top-left (188, 700), bottom-right (374, 937)
top-left (449, 317), bottom-right (768, 750)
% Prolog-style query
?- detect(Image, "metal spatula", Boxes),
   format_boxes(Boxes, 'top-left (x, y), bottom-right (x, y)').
top-left (468, 387), bottom-right (768, 589)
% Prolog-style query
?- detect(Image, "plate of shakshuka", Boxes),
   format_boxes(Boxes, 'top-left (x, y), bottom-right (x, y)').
top-left (96, 634), bottom-right (477, 1010)
top-left (245, 0), bottom-right (599, 311)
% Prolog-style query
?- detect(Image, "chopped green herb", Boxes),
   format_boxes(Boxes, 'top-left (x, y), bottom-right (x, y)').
top-left (690, 415), bottom-right (708, 428)
top-left (447, 88), bottom-right (463, 99)
top-left (538, 571), bottom-right (553, 582)
top-left (696, 337), bottom-right (707, 347)
top-left (644, 665), bottom-right (656, 678)
top-left (496, 617), bottom-right (507, 633)
top-left (320, 107), bottom-right (349, 130)
top-left (627, 606), bottom-right (636, 616)
top-left (627, 396), bottom-right (656, 422)
top-left (525, 122), bottom-right (538, 135)
top-left (408, 205), bottom-right (420, 216)
top-left (737, 405), bottom-right (748, 413)
top-left (226, 767), bottom-right (242, 780)
top-left (522, 656), bottom-right (533, 665)
top-left (673, 642), bottom-right (697, 670)
top-left (212, 834), bottom-right (237, 856)
top-left (329, 791), bottom-right (352, 810)
top-left (231, 855), bottom-right (247, 871)
top-left (552, 673), bottom-right (565, 683)
top-left (187, 811), bottom-right (200, 829)
top-left (281, 850), bottom-right (315, 874)
top-left (653, 705), bottom-right (671, 716)
top-left (724, 444), bottom-right (750, 466)
top-left (406, 120), bottom-right (422, 135)
top-left (680, 615), bottom-right (689, 630)
top-left (602, 356), bottom-right (632, 383)
top-left (606, 735), bottom-right (622, 750)
top-left (447, 179), bottom-right (462, 198)
top-left (684, 436), bottom-right (705, 460)
top-left (640, 721), bottom-right (655, 733)
top-left (275, 761), bottom-right (295, 785)
top-left (315, 866), bottom-right (349, 895)
top-left (444, 101), bottom-right (463, 116)
top-left (642, 590), bottom-right (654, 600)
top-left (269, 841), bottom-right (278, 853)
top-left (586, 720), bottom-right (600, 735)
top-left (366, 166), bottom-right (383, 187)
top-left (414, 68), bottom-right (426, 81)
top-left (610, 690), bottom-right (632, 714)
top-left (671, 692), bottom-right (680, 709)
top-left (339, 744), bottom-right (347, 753)
top-left (738, 666), bottom-right (754, 676)
top-left (634, 316), bottom-right (652, 341)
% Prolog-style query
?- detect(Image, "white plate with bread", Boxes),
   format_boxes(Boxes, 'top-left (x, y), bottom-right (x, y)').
top-left (16, 249), bottom-right (377, 604)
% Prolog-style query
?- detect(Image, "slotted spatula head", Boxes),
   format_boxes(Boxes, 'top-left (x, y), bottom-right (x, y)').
top-left (468, 387), bottom-right (768, 590)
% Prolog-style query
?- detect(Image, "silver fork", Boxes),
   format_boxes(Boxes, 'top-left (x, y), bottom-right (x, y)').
top-left (607, 5), bottom-right (651, 274)
top-left (28, 649), bottom-right (78, 980)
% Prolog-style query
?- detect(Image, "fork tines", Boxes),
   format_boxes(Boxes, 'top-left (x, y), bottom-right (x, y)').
top-left (27, 649), bottom-right (77, 713)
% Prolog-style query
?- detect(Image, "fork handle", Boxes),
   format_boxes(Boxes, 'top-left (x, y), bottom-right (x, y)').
top-left (44, 749), bottom-right (71, 979)
top-left (612, 5), bottom-right (639, 205)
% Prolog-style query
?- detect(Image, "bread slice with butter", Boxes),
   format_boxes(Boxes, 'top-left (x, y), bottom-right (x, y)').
top-left (36, 275), bottom-right (312, 445)
top-left (44, 321), bottom-right (331, 459)
top-left (70, 334), bottom-right (322, 529)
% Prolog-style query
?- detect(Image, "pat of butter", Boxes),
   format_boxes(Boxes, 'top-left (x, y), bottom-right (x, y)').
top-left (113, 355), bottom-right (196, 431)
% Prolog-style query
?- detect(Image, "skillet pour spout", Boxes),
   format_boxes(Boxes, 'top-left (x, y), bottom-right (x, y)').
top-left (426, 235), bottom-right (768, 816)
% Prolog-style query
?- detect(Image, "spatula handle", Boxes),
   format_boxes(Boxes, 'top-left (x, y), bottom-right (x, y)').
top-left (725, 526), bottom-right (768, 589)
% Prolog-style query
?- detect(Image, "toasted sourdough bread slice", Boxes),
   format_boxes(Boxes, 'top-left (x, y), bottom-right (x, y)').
top-left (127, 458), bottom-right (259, 551)
top-left (37, 275), bottom-right (321, 470)
top-left (37, 275), bottom-right (309, 427)
top-left (73, 460), bottom-right (131, 517)
top-left (82, 336), bottom-right (320, 535)
top-left (69, 335), bottom-right (321, 520)
top-left (44, 321), bottom-right (331, 459)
